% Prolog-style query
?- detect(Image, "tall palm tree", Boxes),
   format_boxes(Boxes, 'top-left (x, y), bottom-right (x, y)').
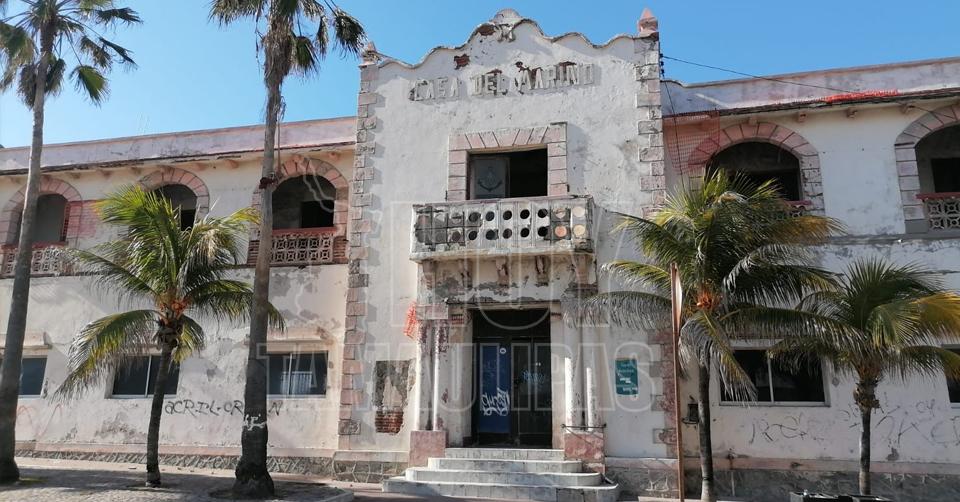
top-left (209, 1), bottom-right (364, 496)
top-left (578, 171), bottom-right (842, 502)
top-left (0, 0), bottom-right (140, 483)
top-left (771, 258), bottom-right (960, 496)
top-left (56, 186), bottom-right (284, 487)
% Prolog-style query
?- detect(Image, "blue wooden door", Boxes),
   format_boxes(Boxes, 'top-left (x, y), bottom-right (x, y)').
top-left (477, 343), bottom-right (511, 434)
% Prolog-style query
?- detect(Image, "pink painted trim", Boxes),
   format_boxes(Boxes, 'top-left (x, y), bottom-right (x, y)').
top-left (0, 177), bottom-right (83, 246)
top-left (685, 122), bottom-right (824, 215)
top-left (447, 123), bottom-right (568, 201)
top-left (249, 157), bottom-right (350, 242)
top-left (917, 191), bottom-right (960, 200)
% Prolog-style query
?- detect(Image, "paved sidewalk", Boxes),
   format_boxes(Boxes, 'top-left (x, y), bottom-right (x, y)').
top-left (0, 458), bottom-right (491, 502)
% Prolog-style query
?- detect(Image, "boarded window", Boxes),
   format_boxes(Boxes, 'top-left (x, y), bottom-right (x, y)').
top-left (469, 149), bottom-right (548, 200)
top-left (267, 352), bottom-right (327, 396)
top-left (0, 356), bottom-right (46, 396)
top-left (272, 176), bottom-right (336, 230)
top-left (722, 349), bottom-right (825, 404)
top-left (708, 142), bottom-right (802, 201)
top-left (111, 356), bottom-right (179, 398)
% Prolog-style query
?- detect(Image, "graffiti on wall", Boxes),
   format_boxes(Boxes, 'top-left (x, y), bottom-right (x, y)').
top-left (163, 398), bottom-right (284, 418)
top-left (746, 398), bottom-right (960, 454)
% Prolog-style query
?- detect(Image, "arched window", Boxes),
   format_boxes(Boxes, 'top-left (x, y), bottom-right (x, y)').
top-left (272, 175), bottom-right (336, 230)
top-left (915, 124), bottom-right (960, 195)
top-left (707, 142), bottom-right (803, 201)
top-left (7, 193), bottom-right (68, 245)
top-left (154, 184), bottom-right (198, 231)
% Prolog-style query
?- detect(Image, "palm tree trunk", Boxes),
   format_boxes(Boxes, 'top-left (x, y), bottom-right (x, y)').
top-left (145, 343), bottom-right (174, 487)
top-left (698, 359), bottom-right (716, 502)
top-left (0, 28), bottom-right (54, 484)
top-left (233, 65), bottom-right (281, 499)
top-left (854, 379), bottom-right (878, 495)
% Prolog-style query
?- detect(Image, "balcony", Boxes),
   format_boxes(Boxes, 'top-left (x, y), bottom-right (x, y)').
top-left (411, 195), bottom-right (593, 261)
top-left (248, 228), bottom-right (344, 266)
top-left (0, 243), bottom-right (71, 277)
top-left (917, 192), bottom-right (960, 231)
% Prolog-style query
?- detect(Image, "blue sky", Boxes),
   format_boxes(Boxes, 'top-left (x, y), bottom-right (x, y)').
top-left (1, 0), bottom-right (958, 148)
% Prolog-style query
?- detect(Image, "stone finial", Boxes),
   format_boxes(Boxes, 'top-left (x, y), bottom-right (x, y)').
top-left (638, 8), bottom-right (659, 36)
top-left (491, 8), bottom-right (522, 25)
top-left (361, 41), bottom-right (379, 64)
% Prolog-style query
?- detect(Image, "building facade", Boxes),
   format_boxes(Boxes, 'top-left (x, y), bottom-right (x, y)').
top-left (1, 8), bottom-right (960, 501)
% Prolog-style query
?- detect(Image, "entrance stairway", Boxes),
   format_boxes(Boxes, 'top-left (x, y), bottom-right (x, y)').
top-left (382, 448), bottom-right (619, 501)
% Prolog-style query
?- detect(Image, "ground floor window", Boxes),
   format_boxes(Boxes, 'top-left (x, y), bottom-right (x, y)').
top-left (722, 349), bottom-right (825, 404)
top-left (267, 352), bottom-right (327, 396)
top-left (947, 348), bottom-right (960, 405)
top-left (111, 356), bottom-right (179, 398)
top-left (0, 356), bottom-right (47, 396)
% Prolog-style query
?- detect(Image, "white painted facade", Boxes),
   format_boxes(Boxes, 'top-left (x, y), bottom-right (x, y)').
top-left (0, 8), bottom-right (959, 499)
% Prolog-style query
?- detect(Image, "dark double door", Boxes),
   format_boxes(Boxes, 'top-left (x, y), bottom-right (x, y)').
top-left (473, 309), bottom-right (552, 447)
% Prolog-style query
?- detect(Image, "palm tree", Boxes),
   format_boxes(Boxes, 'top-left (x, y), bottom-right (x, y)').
top-left (56, 186), bottom-right (284, 487)
top-left (209, 0), bottom-right (364, 496)
top-left (578, 171), bottom-right (842, 502)
top-left (770, 258), bottom-right (960, 496)
top-left (0, 0), bottom-right (140, 483)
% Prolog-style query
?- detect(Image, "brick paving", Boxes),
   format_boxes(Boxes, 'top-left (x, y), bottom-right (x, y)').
top-left (0, 458), bottom-right (491, 502)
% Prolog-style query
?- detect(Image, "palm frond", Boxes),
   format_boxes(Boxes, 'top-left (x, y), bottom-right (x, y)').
top-left (174, 314), bottom-right (206, 362)
top-left (330, 7), bottom-right (365, 56)
top-left (56, 309), bottom-right (158, 400)
top-left (600, 260), bottom-right (670, 293)
top-left (209, 0), bottom-right (264, 24)
top-left (572, 291), bottom-right (670, 329)
top-left (887, 346), bottom-right (960, 383)
top-left (70, 64), bottom-right (109, 104)
top-left (87, 7), bottom-right (142, 26)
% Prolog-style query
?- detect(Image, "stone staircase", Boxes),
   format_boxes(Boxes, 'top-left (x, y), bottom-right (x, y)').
top-left (382, 448), bottom-right (619, 501)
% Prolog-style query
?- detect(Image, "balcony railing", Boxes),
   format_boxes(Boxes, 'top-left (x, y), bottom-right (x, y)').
top-left (0, 243), bottom-right (71, 277)
top-left (271, 228), bottom-right (337, 265)
top-left (411, 195), bottom-right (593, 261)
top-left (918, 192), bottom-right (960, 231)
top-left (248, 228), bottom-right (341, 266)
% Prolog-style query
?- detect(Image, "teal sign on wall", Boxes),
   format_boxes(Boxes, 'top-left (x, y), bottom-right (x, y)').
top-left (615, 358), bottom-right (639, 395)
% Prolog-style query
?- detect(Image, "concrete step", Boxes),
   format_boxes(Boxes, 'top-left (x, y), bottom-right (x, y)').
top-left (406, 467), bottom-right (601, 487)
top-left (443, 448), bottom-right (565, 461)
top-left (429, 457), bottom-right (583, 473)
top-left (383, 477), bottom-right (619, 502)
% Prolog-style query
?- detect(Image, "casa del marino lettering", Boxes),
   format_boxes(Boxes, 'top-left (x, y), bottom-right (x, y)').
top-left (408, 62), bottom-right (596, 102)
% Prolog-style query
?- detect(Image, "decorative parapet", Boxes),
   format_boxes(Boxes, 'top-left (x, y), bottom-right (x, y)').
top-left (0, 243), bottom-right (71, 277)
top-left (411, 195), bottom-right (593, 261)
top-left (917, 192), bottom-right (960, 231)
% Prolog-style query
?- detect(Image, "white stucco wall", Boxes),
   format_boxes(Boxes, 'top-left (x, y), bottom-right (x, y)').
top-left (1, 149), bottom-right (354, 455)
top-left (669, 99), bottom-right (960, 466)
